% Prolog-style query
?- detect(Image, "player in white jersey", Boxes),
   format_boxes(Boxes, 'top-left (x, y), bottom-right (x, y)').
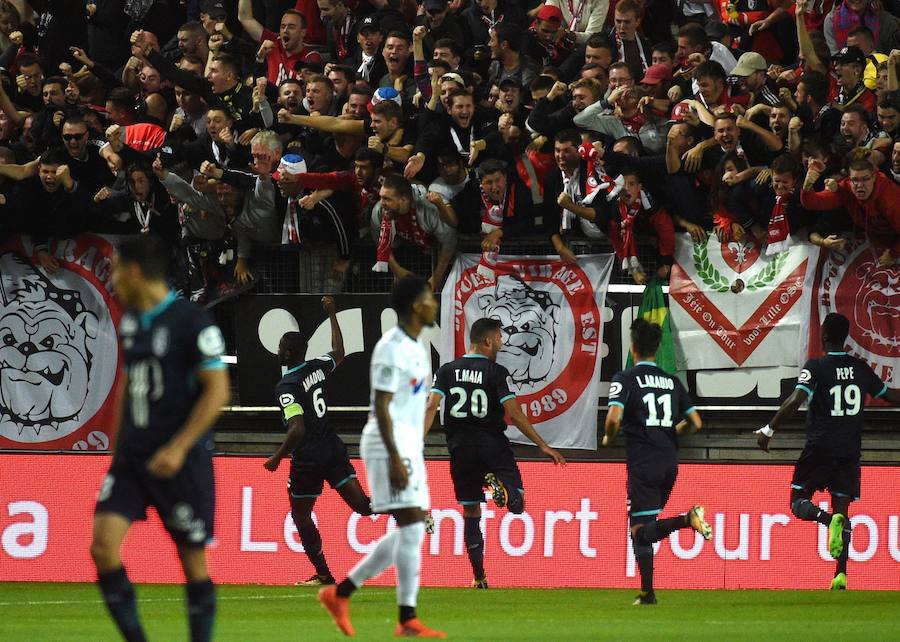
top-left (319, 275), bottom-right (446, 639)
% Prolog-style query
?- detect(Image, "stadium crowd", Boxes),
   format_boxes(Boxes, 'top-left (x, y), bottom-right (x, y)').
top-left (0, 0), bottom-right (897, 300)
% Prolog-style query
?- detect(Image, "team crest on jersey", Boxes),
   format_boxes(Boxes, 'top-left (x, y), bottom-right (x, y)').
top-left (410, 378), bottom-right (425, 393)
top-left (152, 326), bottom-right (170, 357)
top-left (279, 393), bottom-right (295, 407)
top-left (0, 236), bottom-right (122, 448)
top-left (811, 242), bottom-right (898, 391)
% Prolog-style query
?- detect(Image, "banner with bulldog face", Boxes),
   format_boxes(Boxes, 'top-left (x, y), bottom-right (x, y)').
top-left (0, 235), bottom-right (123, 451)
top-left (806, 241), bottom-right (898, 399)
top-left (668, 234), bottom-right (818, 370)
top-left (440, 253), bottom-right (614, 450)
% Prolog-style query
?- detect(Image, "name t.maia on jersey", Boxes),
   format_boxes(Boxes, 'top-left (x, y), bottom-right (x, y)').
top-left (275, 355), bottom-right (337, 449)
top-left (117, 291), bottom-right (226, 459)
top-left (432, 355), bottom-right (517, 447)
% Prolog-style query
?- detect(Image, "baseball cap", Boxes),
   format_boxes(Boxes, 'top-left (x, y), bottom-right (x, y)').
top-left (498, 76), bottom-right (522, 90)
top-left (640, 64), bottom-right (673, 85)
top-left (730, 52), bottom-right (768, 77)
top-left (704, 21), bottom-right (729, 41)
top-left (536, 5), bottom-right (564, 22)
top-left (423, 0), bottom-right (448, 10)
top-left (359, 16), bottom-right (381, 33)
top-left (667, 100), bottom-right (694, 124)
top-left (200, 1), bottom-right (227, 19)
top-left (440, 72), bottom-right (466, 86)
top-left (833, 45), bottom-right (865, 65)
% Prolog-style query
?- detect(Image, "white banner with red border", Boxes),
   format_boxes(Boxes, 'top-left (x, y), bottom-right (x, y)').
top-left (440, 254), bottom-right (614, 450)
top-left (806, 240), bottom-right (898, 397)
top-left (669, 234), bottom-right (818, 370)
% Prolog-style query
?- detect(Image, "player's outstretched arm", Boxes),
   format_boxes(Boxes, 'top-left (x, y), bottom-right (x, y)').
top-left (265, 415), bottom-right (306, 471)
top-left (322, 296), bottom-right (345, 365)
top-left (601, 405), bottom-right (622, 448)
top-left (423, 392), bottom-right (442, 436)
top-left (676, 409), bottom-right (702, 437)
top-left (146, 368), bottom-right (230, 478)
top-left (755, 388), bottom-right (808, 453)
top-left (503, 399), bottom-right (566, 465)
top-left (881, 389), bottom-right (900, 406)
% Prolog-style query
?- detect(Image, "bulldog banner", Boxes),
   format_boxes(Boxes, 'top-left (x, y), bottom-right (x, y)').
top-left (0, 235), bottom-right (123, 451)
top-left (440, 253), bottom-right (614, 450)
top-left (806, 241), bottom-right (898, 396)
top-left (668, 234), bottom-right (818, 370)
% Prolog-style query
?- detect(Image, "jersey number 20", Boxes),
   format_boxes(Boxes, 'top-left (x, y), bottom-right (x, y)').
top-left (449, 387), bottom-right (488, 419)
top-left (642, 392), bottom-right (673, 427)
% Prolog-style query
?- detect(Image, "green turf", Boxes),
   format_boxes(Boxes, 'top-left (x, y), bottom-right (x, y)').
top-left (0, 583), bottom-right (897, 640)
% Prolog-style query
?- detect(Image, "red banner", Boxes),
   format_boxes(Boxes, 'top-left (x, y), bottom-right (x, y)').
top-left (0, 235), bottom-right (123, 451)
top-left (2, 455), bottom-right (899, 589)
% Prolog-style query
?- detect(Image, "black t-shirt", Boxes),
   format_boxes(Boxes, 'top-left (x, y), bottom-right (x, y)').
top-left (117, 293), bottom-right (226, 459)
top-left (609, 362), bottom-right (695, 465)
top-left (796, 352), bottom-right (888, 457)
top-left (274, 355), bottom-right (337, 452)
top-left (432, 355), bottom-right (516, 449)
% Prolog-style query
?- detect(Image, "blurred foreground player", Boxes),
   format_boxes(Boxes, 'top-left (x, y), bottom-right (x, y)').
top-left (602, 318), bottom-right (712, 606)
top-left (755, 313), bottom-right (900, 590)
top-left (424, 317), bottom-right (566, 589)
top-left (319, 275), bottom-right (446, 638)
top-left (91, 235), bottom-right (230, 641)
top-left (265, 296), bottom-right (373, 586)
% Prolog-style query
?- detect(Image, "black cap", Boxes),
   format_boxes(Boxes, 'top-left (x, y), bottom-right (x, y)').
top-left (359, 16), bottom-right (381, 33)
top-left (833, 45), bottom-right (865, 65)
top-left (705, 21), bottom-right (729, 41)
top-left (201, 1), bottom-right (227, 19)
top-left (498, 76), bottom-right (521, 89)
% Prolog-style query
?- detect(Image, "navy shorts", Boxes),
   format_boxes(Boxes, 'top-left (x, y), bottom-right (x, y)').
top-left (95, 445), bottom-right (215, 547)
top-left (627, 459), bottom-right (678, 520)
top-left (289, 433), bottom-right (357, 499)
top-left (791, 445), bottom-right (861, 500)
top-left (449, 441), bottom-right (523, 505)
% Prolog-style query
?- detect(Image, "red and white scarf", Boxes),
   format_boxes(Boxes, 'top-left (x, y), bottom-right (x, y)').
top-left (765, 195), bottom-right (792, 255)
top-left (477, 184), bottom-right (516, 280)
top-left (281, 197), bottom-right (302, 246)
top-left (565, 0), bottom-right (587, 31)
top-left (609, 192), bottom-right (652, 273)
top-left (373, 208), bottom-right (433, 272)
top-left (614, 30), bottom-right (649, 74)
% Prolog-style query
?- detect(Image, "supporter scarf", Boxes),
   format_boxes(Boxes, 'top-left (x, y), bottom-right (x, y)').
top-left (358, 53), bottom-right (376, 82)
top-left (133, 199), bottom-right (158, 234)
top-left (335, 15), bottom-right (354, 60)
top-left (480, 9), bottom-right (503, 31)
top-left (565, 0), bottom-right (588, 30)
top-left (359, 182), bottom-right (380, 230)
top-left (450, 125), bottom-right (475, 159)
top-left (619, 111), bottom-right (646, 135)
top-left (561, 172), bottom-right (581, 230)
top-left (765, 195), bottom-right (791, 255)
top-left (610, 192), bottom-right (652, 273)
top-left (836, 82), bottom-right (868, 107)
top-left (614, 31), bottom-right (649, 74)
top-left (281, 197), bottom-right (302, 246)
top-left (373, 208), bottom-right (433, 272)
top-left (832, 3), bottom-right (879, 50)
top-left (477, 184), bottom-right (516, 281)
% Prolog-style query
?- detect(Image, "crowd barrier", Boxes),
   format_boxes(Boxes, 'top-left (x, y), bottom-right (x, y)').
top-left (3, 454), bottom-right (899, 590)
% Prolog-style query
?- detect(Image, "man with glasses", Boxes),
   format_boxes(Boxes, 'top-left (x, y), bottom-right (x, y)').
top-left (61, 113), bottom-right (113, 197)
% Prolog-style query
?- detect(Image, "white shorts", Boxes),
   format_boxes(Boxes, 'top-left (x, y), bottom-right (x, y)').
top-left (364, 451), bottom-right (430, 513)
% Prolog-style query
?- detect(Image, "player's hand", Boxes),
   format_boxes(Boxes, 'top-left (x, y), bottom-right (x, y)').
top-left (146, 443), bottom-right (188, 478)
top-left (754, 428), bottom-right (771, 453)
top-left (388, 453), bottom-right (409, 491)
top-left (541, 445), bottom-right (566, 465)
top-left (263, 455), bottom-right (280, 472)
top-left (601, 433), bottom-right (614, 447)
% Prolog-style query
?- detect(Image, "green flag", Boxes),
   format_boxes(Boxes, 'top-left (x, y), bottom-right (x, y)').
top-left (625, 276), bottom-right (677, 374)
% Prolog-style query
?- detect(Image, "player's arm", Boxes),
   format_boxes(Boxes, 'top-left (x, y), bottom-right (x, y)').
top-left (601, 404), bottom-right (623, 447)
top-left (503, 398), bottom-right (566, 464)
top-left (146, 367), bottom-right (230, 478)
top-left (675, 409), bottom-right (702, 436)
top-left (374, 389), bottom-right (409, 490)
top-left (880, 389), bottom-right (900, 405)
top-left (755, 387), bottom-right (808, 453)
top-left (265, 414), bottom-right (306, 471)
top-left (322, 296), bottom-right (345, 366)
top-left (424, 391), bottom-right (442, 435)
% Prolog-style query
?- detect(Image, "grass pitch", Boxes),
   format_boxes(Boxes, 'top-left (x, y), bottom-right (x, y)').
top-left (1, 583), bottom-right (897, 640)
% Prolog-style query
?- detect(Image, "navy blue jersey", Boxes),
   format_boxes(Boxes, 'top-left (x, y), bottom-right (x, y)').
top-left (796, 352), bottom-right (888, 456)
top-left (274, 355), bottom-right (337, 451)
top-left (432, 355), bottom-right (516, 448)
top-left (609, 362), bottom-right (695, 463)
top-left (117, 292), bottom-right (226, 458)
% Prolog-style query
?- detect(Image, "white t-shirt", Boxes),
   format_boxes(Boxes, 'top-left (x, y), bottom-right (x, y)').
top-left (361, 326), bottom-right (432, 458)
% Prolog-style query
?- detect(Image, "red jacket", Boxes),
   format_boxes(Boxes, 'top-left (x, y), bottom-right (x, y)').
top-left (801, 172), bottom-right (900, 254)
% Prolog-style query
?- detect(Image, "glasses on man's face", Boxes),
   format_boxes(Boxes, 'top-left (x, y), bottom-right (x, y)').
top-left (62, 132), bottom-right (87, 142)
top-left (849, 174), bottom-right (873, 185)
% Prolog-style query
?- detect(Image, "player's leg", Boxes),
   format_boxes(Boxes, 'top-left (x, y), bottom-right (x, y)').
top-left (92, 465), bottom-right (149, 642)
top-left (627, 464), bottom-right (662, 604)
top-left (828, 459), bottom-right (858, 589)
top-left (486, 445), bottom-right (525, 515)
top-left (789, 488), bottom-right (832, 525)
top-left (450, 446), bottom-right (489, 586)
top-left (635, 464), bottom-right (711, 544)
top-left (91, 512), bottom-right (147, 642)
top-left (290, 495), bottom-right (336, 584)
top-left (335, 478), bottom-right (374, 515)
top-left (462, 504), bottom-right (487, 587)
top-left (790, 446), bottom-right (834, 525)
top-left (176, 544), bottom-right (216, 642)
top-left (390, 506), bottom-right (444, 637)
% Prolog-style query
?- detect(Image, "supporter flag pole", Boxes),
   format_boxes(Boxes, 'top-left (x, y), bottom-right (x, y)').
top-left (625, 276), bottom-right (677, 374)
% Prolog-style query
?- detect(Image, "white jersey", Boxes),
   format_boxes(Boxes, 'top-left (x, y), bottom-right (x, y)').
top-left (361, 326), bottom-right (431, 458)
